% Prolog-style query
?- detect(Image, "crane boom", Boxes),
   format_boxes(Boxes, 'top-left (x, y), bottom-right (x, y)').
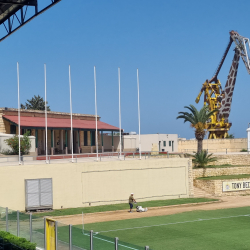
top-left (195, 30), bottom-right (250, 139)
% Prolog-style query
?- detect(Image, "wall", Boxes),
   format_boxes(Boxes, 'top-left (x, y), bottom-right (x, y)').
top-left (0, 133), bottom-right (36, 154)
top-left (0, 158), bottom-right (193, 211)
top-left (194, 178), bottom-right (250, 196)
top-left (123, 134), bottom-right (178, 152)
top-left (193, 166), bottom-right (250, 179)
top-left (178, 138), bottom-right (247, 153)
top-left (103, 135), bottom-right (120, 151)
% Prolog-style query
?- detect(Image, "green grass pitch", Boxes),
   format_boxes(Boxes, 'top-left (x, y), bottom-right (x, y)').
top-left (65, 206), bottom-right (250, 250)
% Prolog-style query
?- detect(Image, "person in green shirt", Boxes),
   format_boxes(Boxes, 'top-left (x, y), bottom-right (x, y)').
top-left (129, 193), bottom-right (136, 213)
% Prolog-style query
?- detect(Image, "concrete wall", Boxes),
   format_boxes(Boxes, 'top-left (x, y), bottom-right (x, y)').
top-left (178, 138), bottom-right (247, 153)
top-left (193, 166), bottom-right (250, 179)
top-left (0, 158), bottom-right (193, 211)
top-left (103, 135), bottom-right (120, 151)
top-left (0, 133), bottom-right (36, 154)
top-left (194, 178), bottom-right (250, 196)
top-left (124, 134), bottom-right (178, 152)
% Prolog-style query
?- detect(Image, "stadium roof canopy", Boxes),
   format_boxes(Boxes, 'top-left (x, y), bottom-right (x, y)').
top-left (0, 0), bottom-right (61, 42)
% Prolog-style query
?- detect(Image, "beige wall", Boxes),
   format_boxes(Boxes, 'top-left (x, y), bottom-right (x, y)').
top-left (103, 135), bottom-right (120, 151)
top-left (0, 158), bottom-right (193, 211)
top-left (178, 138), bottom-right (247, 153)
top-left (124, 134), bottom-right (178, 153)
top-left (193, 166), bottom-right (250, 179)
top-left (194, 178), bottom-right (250, 196)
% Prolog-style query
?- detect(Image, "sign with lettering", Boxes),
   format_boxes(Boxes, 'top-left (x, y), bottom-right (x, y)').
top-left (222, 180), bottom-right (250, 192)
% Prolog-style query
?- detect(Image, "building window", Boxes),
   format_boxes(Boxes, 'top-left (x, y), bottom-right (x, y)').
top-left (163, 141), bottom-right (166, 147)
top-left (84, 131), bottom-right (88, 146)
top-left (10, 125), bottom-right (16, 134)
top-left (169, 141), bottom-right (171, 146)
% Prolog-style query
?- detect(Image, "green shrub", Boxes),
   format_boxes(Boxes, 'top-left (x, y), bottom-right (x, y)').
top-left (240, 149), bottom-right (248, 152)
top-left (4, 132), bottom-right (31, 155)
top-left (0, 231), bottom-right (36, 250)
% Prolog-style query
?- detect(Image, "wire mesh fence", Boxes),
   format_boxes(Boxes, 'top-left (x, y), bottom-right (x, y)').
top-left (0, 207), bottom-right (152, 250)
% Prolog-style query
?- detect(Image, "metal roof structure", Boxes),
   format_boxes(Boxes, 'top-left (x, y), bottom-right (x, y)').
top-left (3, 115), bottom-right (121, 131)
top-left (0, 0), bottom-right (61, 42)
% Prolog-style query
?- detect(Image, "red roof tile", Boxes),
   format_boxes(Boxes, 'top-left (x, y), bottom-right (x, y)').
top-left (3, 115), bottom-right (120, 131)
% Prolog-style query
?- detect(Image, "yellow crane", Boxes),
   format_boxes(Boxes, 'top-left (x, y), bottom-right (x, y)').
top-left (196, 31), bottom-right (250, 139)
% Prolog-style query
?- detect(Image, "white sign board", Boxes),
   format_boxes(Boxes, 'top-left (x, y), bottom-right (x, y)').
top-left (223, 180), bottom-right (250, 192)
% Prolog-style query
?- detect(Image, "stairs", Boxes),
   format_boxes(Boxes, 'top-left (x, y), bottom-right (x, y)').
top-left (193, 186), bottom-right (214, 198)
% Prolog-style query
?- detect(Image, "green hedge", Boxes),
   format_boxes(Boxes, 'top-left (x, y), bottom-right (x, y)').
top-left (0, 231), bottom-right (36, 250)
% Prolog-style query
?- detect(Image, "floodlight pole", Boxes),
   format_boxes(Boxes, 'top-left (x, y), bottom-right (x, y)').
top-left (137, 69), bottom-right (141, 160)
top-left (44, 64), bottom-right (48, 164)
top-left (69, 65), bottom-right (74, 163)
top-left (118, 67), bottom-right (122, 159)
top-left (17, 62), bottom-right (21, 165)
top-left (94, 66), bottom-right (98, 161)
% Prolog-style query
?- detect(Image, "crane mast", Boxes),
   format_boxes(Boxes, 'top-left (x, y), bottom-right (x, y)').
top-left (195, 31), bottom-right (250, 139)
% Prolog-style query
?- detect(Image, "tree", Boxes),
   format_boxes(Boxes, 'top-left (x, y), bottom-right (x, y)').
top-left (176, 105), bottom-right (217, 153)
top-left (21, 95), bottom-right (51, 111)
top-left (225, 134), bottom-right (235, 139)
top-left (5, 131), bottom-right (31, 155)
top-left (189, 150), bottom-right (217, 176)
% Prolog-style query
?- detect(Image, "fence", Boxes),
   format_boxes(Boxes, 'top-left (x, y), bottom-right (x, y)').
top-left (179, 148), bottom-right (249, 154)
top-left (0, 151), bottom-right (178, 166)
top-left (0, 207), bottom-right (152, 250)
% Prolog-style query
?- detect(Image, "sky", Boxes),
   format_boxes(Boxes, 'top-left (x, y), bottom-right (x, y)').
top-left (1, 0), bottom-right (250, 139)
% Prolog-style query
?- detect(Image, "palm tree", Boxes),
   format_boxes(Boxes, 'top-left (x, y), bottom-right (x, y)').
top-left (177, 105), bottom-right (217, 153)
top-left (190, 150), bottom-right (217, 176)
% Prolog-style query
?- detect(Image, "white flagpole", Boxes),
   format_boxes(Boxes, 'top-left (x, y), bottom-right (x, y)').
top-left (118, 67), bottom-right (122, 159)
top-left (44, 64), bottom-right (48, 164)
top-left (69, 65), bottom-right (74, 163)
top-left (17, 62), bottom-right (21, 165)
top-left (137, 69), bottom-right (141, 160)
top-left (94, 66), bottom-right (98, 161)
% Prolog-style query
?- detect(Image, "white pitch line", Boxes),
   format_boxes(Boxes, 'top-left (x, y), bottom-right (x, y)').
top-left (97, 214), bottom-right (250, 233)
top-left (82, 232), bottom-right (138, 250)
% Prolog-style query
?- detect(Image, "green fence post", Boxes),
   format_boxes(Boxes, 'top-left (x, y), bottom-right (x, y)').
top-left (30, 213), bottom-right (32, 242)
top-left (90, 230), bottom-right (93, 250)
top-left (17, 210), bottom-right (19, 237)
top-left (6, 207), bottom-right (8, 232)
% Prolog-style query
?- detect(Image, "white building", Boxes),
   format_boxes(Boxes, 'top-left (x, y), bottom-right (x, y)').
top-left (123, 134), bottom-right (178, 153)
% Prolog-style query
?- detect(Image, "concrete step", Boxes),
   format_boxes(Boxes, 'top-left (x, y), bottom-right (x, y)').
top-left (193, 186), bottom-right (214, 198)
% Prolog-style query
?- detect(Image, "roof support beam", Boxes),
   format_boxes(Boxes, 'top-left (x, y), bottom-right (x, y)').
top-left (0, 1), bottom-right (36, 6)
top-left (0, 0), bottom-right (61, 42)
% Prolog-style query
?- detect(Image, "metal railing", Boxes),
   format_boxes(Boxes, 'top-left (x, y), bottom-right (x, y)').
top-left (180, 148), bottom-right (249, 154)
top-left (0, 206), bottom-right (151, 250)
top-left (0, 151), bottom-right (179, 166)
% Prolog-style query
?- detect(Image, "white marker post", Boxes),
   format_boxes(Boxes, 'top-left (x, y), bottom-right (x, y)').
top-left (82, 212), bottom-right (84, 233)
top-left (94, 66), bottom-right (98, 161)
top-left (118, 68), bottom-right (122, 159)
top-left (17, 62), bottom-right (21, 165)
top-left (44, 64), bottom-right (48, 164)
top-left (137, 69), bottom-right (141, 160)
top-left (69, 65), bottom-right (74, 163)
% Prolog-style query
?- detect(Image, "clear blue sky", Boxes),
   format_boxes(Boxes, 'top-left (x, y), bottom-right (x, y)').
top-left (1, 0), bottom-right (250, 139)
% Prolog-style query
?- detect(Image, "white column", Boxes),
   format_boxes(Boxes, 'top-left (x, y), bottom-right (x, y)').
top-left (247, 128), bottom-right (250, 152)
